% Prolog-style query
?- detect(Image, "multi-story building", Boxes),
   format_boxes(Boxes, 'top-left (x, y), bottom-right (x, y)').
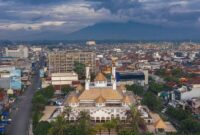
top-left (5, 45), bottom-right (29, 58)
top-left (51, 72), bottom-right (78, 86)
top-left (116, 70), bottom-right (149, 86)
top-left (48, 51), bottom-right (96, 74)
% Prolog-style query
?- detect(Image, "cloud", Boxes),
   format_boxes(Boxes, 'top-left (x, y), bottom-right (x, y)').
top-left (0, 0), bottom-right (69, 5)
top-left (88, 0), bottom-right (200, 27)
top-left (0, 0), bottom-right (200, 38)
top-left (0, 0), bottom-right (117, 33)
top-left (0, 21), bottom-right (66, 30)
top-left (88, 0), bottom-right (142, 13)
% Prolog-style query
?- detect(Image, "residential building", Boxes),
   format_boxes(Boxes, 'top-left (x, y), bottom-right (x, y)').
top-left (5, 45), bottom-right (29, 58)
top-left (116, 70), bottom-right (149, 86)
top-left (51, 72), bottom-right (78, 86)
top-left (187, 98), bottom-right (200, 114)
top-left (138, 106), bottom-right (177, 134)
top-left (48, 51), bottom-right (96, 74)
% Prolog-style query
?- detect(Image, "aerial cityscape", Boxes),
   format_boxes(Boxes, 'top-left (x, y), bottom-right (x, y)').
top-left (0, 0), bottom-right (200, 135)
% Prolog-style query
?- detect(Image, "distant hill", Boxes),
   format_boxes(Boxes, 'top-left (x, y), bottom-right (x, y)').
top-left (1, 21), bottom-right (200, 41)
top-left (65, 21), bottom-right (200, 40)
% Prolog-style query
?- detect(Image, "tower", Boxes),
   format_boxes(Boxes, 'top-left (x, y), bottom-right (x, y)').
top-left (85, 66), bottom-right (90, 90)
top-left (143, 70), bottom-right (149, 85)
top-left (112, 63), bottom-right (117, 90)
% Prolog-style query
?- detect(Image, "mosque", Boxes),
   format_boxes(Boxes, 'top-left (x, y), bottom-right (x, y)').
top-left (65, 64), bottom-right (135, 122)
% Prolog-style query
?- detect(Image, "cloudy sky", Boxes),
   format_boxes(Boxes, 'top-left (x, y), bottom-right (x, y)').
top-left (0, 0), bottom-right (200, 38)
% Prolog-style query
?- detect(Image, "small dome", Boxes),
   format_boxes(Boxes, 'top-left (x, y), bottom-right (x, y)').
top-left (76, 84), bottom-right (83, 92)
top-left (123, 96), bottom-right (131, 104)
top-left (154, 119), bottom-right (166, 129)
top-left (95, 95), bottom-right (105, 103)
top-left (120, 84), bottom-right (126, 90)
top-left (94, 72), bottom-right (107, 82)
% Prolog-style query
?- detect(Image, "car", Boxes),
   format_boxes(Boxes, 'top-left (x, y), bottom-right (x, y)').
top-left (55, 100), bottom-right (63, 106)
top-left (9, 98), bottom-right (15, 104)
top-left (0, 119), bottom-right (12, 125)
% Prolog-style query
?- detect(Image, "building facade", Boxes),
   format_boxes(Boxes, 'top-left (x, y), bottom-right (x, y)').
top-left (64, 65), bottom-right (135, 122)
top-left (48, 51), bottom-right (96, 74)
top-left (5, 45), bottom-right (29, 58)
top-left (116, 70), bottom-right (149, 86)
top-left (51, 72), bottom-right (78, 86)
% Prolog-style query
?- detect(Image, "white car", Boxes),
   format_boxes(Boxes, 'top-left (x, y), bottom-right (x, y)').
top-left (9, 98), bottom-right (15, 104)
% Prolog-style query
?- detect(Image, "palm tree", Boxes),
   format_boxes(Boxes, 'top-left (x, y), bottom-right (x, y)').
top-left (95, 123), bottom-right (104, 135)
top-left (78, 111), bottom-right (90, 121)
top-left (112, 118), bottom-right (121, 134)
top-left (62, 106), bottom-right (71, 119)
top-left (126, 105), bottom-right (144, 133)
top-left (103, 120), bottom-right (115, 135)
top-left (77, 111), bottom-right (95, 135)
top-left (48, 116), bottom-right (68, 135)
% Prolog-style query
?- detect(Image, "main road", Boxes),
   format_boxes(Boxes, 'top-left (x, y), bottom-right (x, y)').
top-left (6, 59), bottom-right (42, 135)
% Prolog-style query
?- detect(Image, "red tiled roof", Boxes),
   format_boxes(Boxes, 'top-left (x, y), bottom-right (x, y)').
top-left (189, 77), bottom-right (200, 84)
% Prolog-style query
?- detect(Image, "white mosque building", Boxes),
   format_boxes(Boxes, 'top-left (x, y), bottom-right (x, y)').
top-left (64, 65), bottom-right (135, 122)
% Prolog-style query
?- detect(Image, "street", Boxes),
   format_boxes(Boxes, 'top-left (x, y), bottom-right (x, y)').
top-left (5, 61), bottom-right (41, 135)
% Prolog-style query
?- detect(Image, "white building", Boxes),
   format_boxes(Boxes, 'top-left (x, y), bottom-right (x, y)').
top-left (5, 45), bottom-right (29, 58)
top-left (153, 52), bottom-right (161, 60)
top-left (86, 41), bottom-right (96, 46)
top-left (51, 72), bottom-right (78, 86)
top-left (31, 46), bottom-right (42, 52)
top-left (64, 65), bottom-right (135, 122)
top-left (176, 85), bottom-right (200, 100)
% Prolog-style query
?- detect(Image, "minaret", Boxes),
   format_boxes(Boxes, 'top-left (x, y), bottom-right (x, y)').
top-left (85, 66), bottom-right (90, 90)
top-left (143, 70), bottom-right (149, 85)
top-left (112, 63), bottom-right (117, 90)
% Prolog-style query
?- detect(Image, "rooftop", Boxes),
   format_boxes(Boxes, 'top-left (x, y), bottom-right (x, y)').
top-left (78, 88), bottom-right (123, 101)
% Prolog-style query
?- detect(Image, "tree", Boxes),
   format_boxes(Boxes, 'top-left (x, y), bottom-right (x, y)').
top-left (166, 107), bottom-right (191, 121)
top-left (77, 111), bottom-right (95, 135)
top-left (48, 116), bottom-right (68, 135)
top-left (42, 85), bottom-right (54, 99)
top-left (126, 84), bottom-right (144, 97)
top-left (78, 111), bottom-right (90, 121)
top-left (171, 68), bottom-right (184, 77)
top-left (103, 119), bottom-right (115, 135)
top-left (164, 76), bottom-right (179, 84)
top-left (180, 118), bottom-right (200, 134)
top-left (33, 121), bottom-right (51, 135)
top-left (32, 111), bottom-right (43, 128)
top-left (32, 94), bottom-right (47, 111)
top-left (118, 130), bottom-right (153, 135)
top-left (95, 124), bottom-right (104, 135)
top-left (155, 68), bottom-right (166, 76)
top-left (118, 130), bottom-right (138, 135)
top-left (148, 82), bottom-right (164, 95)
top-left (142, 92), bottom-right (163, 112)
top-left (62, 106), bottom-right (71, 118)
top-left (112, 118), bottom-right (122, 134)
top-left (61, 85), bottom-right (74, 96)
top-left (74, 61), bottom-right (85, 79)
top-left (166, 107), bottom-right (200, 134)
top-left (126, 106), bottom-right (144, 133)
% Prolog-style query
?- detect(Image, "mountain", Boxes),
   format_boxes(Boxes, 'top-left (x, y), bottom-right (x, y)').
top-left (66, 21), bottom-right (200, 41)
top-left (1, 21), bottom-right (200, 41)
top-left (0, 29), bottom-right (68, 41)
